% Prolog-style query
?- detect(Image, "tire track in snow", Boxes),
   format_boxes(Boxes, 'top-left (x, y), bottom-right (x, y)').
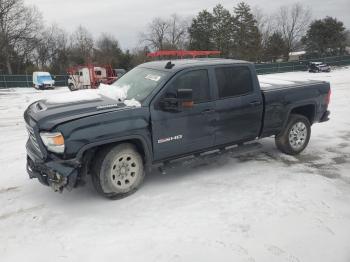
top-left (0, 204), bottom-right (45, 220)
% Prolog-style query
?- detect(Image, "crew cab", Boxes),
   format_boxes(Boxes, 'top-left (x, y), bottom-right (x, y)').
top-left (24, 59), bottom-right (331, 199)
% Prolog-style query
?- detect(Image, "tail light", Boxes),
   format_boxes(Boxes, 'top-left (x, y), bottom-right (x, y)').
top-left (325, 88), bottom-right (331, 105)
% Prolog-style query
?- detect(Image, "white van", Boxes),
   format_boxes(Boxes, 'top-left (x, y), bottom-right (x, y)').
top-left (32, 72), bottom-right (55, 90)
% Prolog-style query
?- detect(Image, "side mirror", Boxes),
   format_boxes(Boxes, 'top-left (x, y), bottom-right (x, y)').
top-left (160, 89), bottom-right (193, 112)
top-left (177, 89), bottom-right (193, 109)
top-left (160, 96), bottom-right (178, 112)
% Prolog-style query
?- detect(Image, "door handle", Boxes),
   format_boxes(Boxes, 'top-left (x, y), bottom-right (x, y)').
top-left (249, 101), bottom-right (262, 106)
top-left (201, 108), bottom-right (215, 114)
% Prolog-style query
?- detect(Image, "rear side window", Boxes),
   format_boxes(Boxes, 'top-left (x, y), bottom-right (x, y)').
top-left (215, 66), bottom-right (253, 98)
top-left (167, 69), bottom-right (210, 103)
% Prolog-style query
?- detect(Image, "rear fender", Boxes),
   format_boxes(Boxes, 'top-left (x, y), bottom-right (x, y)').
top-left (282, 102), bottom-right (317, 130)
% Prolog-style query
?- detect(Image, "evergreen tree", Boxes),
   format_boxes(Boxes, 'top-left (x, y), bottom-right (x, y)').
top-left (302, 17), bottom-right (346, 56)
top-left (264, 32), bottom-right (287, 62)
top-left (119, 50), bottom-right (133, 70)
top-left (188, 10), bottom-right (215, 50)
top-left (94, 34), bottom-right (122, 67)
top-left (345, 30), bottom-right (350, 47)
top-left (212, 4), bottom-right (233, 56)
top-left (232, 2), bottom-right (262, 61)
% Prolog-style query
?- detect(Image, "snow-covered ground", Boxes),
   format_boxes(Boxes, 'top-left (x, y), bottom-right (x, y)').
top-left (1, 68), bottom-right (350, 262)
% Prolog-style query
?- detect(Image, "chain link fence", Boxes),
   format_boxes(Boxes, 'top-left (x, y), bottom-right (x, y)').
top-left (1, 55), bottom-right (350, 88)
top-left (0, 75), bottom-right (68, 88)
top-left (255, 55), bottom-right (350, 75)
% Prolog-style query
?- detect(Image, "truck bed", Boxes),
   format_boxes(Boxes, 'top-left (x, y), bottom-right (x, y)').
top-left (257, 76), bottom-right (330, 138)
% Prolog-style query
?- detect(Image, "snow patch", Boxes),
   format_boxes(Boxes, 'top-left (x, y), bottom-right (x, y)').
top-left (45, 89), bottom-right (101, 104)
top-left (1, 68), bottom-right (350, 262)
top-left (258, 76), bottom-right (296, 85)
top-left (98, 83), bottom-right (129, 102)
top-left (259, 82), bottom-right (272, 88)
top-left (124, 98), bottom-right (141, 107)
top-left (45, 83), bottom-right (134, 105)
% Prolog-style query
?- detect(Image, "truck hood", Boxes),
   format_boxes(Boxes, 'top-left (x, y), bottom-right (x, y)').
top-left (24, 95), bottom-right (138, 130)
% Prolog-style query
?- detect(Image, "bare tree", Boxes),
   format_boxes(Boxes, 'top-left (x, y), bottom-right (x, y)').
top-left (0, 0), bottom-right (43, 74)
top-left (139, 17), bottom-right (169, 50)
top-left (34, 24), bottom-right (68, 69)
top-left (253, 7), bottom-right (274, 48)
top-left (50, 26), bottom-right (69, 70)
top-left (276, 3), bottom-right (311, 58)
top-left (70, 25), bottom-right (94, 64)
top-left (167, 14), bottom-right (189, 49)
top-left (139, 14), bottom-right (189, 51)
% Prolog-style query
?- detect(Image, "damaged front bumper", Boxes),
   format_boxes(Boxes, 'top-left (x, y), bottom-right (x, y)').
top-left (26, 155), bottom-right (80, 192)
top-left (24, 110), bottom-right (80, 192)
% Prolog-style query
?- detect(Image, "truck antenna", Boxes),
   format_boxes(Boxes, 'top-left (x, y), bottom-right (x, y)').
top-left (165, 61), bottom-right (175, 69)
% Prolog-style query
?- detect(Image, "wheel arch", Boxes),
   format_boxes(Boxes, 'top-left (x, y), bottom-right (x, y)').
top-left (282, 103), bottom-right (316, 129)
top-left (77, 135), bottom-right (152, 168)
top-left (289, 104), bottom-right (316, 124)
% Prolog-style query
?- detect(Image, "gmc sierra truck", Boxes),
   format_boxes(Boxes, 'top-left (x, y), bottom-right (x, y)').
top-left (24, 59), bottom-right (331, 199)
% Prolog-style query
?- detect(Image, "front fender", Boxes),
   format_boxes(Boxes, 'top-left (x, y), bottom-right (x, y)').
top-left (75, 134), bottom-right (153, 166)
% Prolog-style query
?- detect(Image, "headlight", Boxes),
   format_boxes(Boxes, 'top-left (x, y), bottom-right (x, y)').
top-left (40, 132), bottom-right (65, 154)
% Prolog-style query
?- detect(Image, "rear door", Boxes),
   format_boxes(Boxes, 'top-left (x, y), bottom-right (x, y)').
top-left (213, 65), bottom-right (263, 145)
top-left (150, 68), bottom-right (216, 160)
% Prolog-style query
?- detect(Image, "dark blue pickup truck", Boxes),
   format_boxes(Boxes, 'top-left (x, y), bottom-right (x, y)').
top-left (24, 59), bottom-right (331, 199)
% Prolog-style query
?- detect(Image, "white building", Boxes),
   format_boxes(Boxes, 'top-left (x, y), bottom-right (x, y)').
top-left (289, 51), bottom-right (306, 61)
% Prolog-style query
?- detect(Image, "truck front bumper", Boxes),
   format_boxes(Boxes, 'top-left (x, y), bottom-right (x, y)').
top-left (26, 155), bottom-right (79, 192)
top-left (39, 84), bottom-right (54, 90)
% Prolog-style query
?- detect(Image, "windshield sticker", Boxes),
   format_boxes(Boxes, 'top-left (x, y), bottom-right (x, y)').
top-left (145, 74), bottom-right (161, 82)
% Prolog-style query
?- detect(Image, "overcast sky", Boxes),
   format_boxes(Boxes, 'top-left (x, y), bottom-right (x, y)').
top-left (25, 0), bottom-right (350, 50)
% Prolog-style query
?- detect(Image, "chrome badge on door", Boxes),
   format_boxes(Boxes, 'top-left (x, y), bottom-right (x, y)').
top-left (157, 135), bottom-right (183, 144)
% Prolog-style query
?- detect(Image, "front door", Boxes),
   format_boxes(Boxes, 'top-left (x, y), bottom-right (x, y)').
top-left (150, 68), bottom-right (216, 161)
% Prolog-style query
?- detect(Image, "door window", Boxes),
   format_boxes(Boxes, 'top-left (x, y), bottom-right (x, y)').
top-left (166, 70), bottom-right (210, 104)
top-left (215, 66), bottom-right (253, 99)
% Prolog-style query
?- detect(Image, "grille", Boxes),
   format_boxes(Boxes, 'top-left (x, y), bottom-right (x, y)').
top-left (26, 125), bottom-right (41, 154)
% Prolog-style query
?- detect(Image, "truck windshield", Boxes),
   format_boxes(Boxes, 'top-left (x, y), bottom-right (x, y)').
top-left (38, 75), bottom-right (53, 83)
top-left (111, 67), bottom-right (167, 102)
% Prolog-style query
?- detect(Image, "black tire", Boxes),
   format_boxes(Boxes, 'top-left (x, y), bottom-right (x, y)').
top-left (91, 143), bottom-right (145, 199)
top-left (275, 114), bottom-right (311, 155)
top-left (68, 83), bottom-right (77, 91)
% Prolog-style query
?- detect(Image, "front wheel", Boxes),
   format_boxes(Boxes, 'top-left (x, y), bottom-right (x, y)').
top-left (275, 114), bottom-right (311, 155)
top-left (68, 83), bottom-right (77, 91)
top-left (92, 143), bottom-right (145, 199)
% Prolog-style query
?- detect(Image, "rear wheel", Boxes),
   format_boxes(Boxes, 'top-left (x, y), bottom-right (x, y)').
top-left (275, 114), bottom-right (311, 155)
top-left (92, 143), bottom-right (145, 199)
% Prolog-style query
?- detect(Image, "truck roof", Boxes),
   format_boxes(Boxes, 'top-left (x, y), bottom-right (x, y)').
top-left (33, 71), bottom-right (51, 76)
top-left (140, 58), bottom-right (251, 72)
